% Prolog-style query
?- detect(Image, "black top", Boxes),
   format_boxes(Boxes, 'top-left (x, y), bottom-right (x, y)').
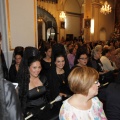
top-left (48, 67), bottom-right (71, 101)
top-left (88, 57), bottom-right (114, 84)
top-left (41, 59), bottom-right (51, 76)
top-left (88, 57), bottom-right (104, 72)
top-left (9, 64), bottom-right (18, 83)
top-left (25, 75), bottom-right (50, 115)
top-left (27, 86), bottom-right (47, 108)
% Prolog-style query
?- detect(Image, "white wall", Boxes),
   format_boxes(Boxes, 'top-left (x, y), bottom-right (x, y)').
top-left (65, 15), bottom-right (80, 38)
top-left (64, 0), bottom-right (81, 38)
top-left (4, 0), bottom-right (37, 67)
top-left (64, 0), bottom-right (80, 14)
top-left (7, 0), bottom-right (37, 49)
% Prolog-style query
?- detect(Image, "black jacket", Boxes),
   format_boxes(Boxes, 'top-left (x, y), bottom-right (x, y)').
top-left (0, 79), bottom-right (23, 120)
top-left (105, 72), bottom-right (120, 120)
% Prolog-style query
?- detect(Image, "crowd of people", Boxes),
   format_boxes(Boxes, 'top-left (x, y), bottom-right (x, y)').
top-left (0, 34), bottom-right (120, 120)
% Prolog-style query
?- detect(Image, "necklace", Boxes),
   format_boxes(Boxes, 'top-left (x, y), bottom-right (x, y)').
top-left (37, 87), bottom-right (39, 92)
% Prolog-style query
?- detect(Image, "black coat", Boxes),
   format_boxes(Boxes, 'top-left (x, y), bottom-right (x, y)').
top-left (48, 67), bottom-right (71, 101)
top-left (0, 79), bottom-right (23, 120)
top-left (105, 72), bottom-right (120, 120)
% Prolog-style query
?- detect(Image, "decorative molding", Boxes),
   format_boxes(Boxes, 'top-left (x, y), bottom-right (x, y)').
top-left (66, 11), bottom-right (81, 16)
top-left (34, 0), bottom-right (37, 48)
top-left (6, 0), bottom-right (13, 51)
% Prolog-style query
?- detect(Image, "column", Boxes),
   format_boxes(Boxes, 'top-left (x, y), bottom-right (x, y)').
top-left (91, 0), bottom-right (101, 41)
top-left (84, 0), bottom-right (92, 42)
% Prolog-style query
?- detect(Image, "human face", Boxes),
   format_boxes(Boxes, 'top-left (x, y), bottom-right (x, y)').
top-left (29, 61), bottom-right (42, 78)
top-left (75, 44), bottom-right (78, 50)
top-left (45, 48), bottom-right (52, 58)
top-left (55, 56), bottom-right (65, 69)
top-left (15, 55), bottom-right (22, 65)
top-left (88, 80), bottom-right (100, 97)
top-left (72, 48), bottom-right (77, 55)
top-left (78, 54), bottom-right (88, 66)
top-left (94, 51), bottom-right (102, 60)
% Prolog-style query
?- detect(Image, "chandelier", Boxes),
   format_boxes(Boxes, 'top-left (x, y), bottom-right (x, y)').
top-left (59, 11), bottom-right (66, 21)
top-left (100, 1), bottom-right (112, 15)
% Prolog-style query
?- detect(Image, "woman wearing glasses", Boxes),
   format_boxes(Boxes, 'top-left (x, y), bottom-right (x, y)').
top-left (72, 50), bottom-right (88, 70)
top-left (59, 67), bottom-right (107, 120)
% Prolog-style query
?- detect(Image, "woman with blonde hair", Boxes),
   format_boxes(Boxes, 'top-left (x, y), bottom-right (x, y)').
top-left (59, 67), bottom-right (107, 120)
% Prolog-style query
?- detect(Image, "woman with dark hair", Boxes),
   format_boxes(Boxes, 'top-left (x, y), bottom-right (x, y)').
top-left (47, 43), bottom-right (71, 114)
top-left (9, 52), bottom-right (23, 82)
top-left (49, 53), bottom-right (71, 101)
top-left (17, 47), bottom-right (50, 119)
top-left (73, 50), bottom-right (88, 68)
top-left (41, 45), bottom-right (52, 76)
top-left (11, 46), bottom-right (24, 65)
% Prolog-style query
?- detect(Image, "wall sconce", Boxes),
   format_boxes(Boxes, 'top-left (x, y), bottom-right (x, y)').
top-left (59, 11), bottom-right (66, 21)
top-left (90, 19), bottom-right (94, 34)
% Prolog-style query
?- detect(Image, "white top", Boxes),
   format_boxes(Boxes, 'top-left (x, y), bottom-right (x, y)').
top-left (59, 97), bottom-right (107, 120)
top-left (100, 56), bottom-right (115, 71)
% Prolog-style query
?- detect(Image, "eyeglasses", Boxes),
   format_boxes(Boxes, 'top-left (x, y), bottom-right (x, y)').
top-left (79, 58), bottom-right (88, 60)
top-left (94, 80), bottom-right (99, 84)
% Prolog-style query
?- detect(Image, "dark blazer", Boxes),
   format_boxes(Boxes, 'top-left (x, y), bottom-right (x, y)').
top-left (105, 72), bottom-right (120, 120)
top-left (0, 79), bottom-right (23, 120)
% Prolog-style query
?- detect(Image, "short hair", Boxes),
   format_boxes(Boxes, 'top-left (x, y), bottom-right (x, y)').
top-left (44, 45), bottom-right (51, 52)
top-left (74, 50), bottom-right (88, 64)
top-left (91, 49), bottom-right (98, 57)
top-left (102, 47), bottom-right (110, 56)
top-left (68, 66), bottom-right (99, 95)
top-left (95, 45), bottom-right (102, 51)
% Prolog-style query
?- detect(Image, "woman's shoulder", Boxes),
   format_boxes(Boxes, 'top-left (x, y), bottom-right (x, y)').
top-left (92, 97), bottom-right (102, 108)
top-left (60, 99), bottom-right (73, 112)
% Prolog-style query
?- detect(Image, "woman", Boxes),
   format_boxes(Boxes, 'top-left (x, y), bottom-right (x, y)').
top-left (18, 47), bottom-right (50, 119)
top-left (89, 48), bottom-right (110, 84)
top-left (73, 51), bottom-right (88, 68)
top-left (59, 67), bottom-right (107, 120)
top-left (67, 47), bottom-right (76, 69)
top-left (48, 53), bottom-right (71, 101)
top-left (41, 45), bottom-right (52, 76)
top-left (9, 52), bottom-right (22, 82)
